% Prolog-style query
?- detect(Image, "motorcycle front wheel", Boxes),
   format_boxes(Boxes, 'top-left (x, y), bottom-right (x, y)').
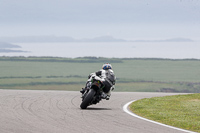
top-left (80, 89), bottom-right (96, 109)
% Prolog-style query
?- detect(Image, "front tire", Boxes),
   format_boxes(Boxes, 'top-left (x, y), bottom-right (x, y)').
top-left (80, 89), bottom-right (96, 109)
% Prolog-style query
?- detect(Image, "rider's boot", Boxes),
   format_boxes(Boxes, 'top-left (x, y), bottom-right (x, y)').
top-left (80, 88), bottom-right (86, 94)
top-left (101, 92), bottom-right (110, 100)
top-left (105, 95), bottom-right (110, 100)
top-left (101, 92), bottom-right (107, 99)
top-left (105, 90), bottom-right (111, 100)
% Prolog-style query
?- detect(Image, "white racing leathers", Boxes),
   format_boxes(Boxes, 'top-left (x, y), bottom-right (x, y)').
top-left (86, 69), bottom-right (116, 97)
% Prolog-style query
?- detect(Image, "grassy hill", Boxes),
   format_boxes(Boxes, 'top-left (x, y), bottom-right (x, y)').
top-left (0, 56), bottom-right (200, 93)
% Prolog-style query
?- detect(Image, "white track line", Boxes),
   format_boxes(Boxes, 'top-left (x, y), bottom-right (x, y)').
top-left (123, 100), bottom-right (196, 133)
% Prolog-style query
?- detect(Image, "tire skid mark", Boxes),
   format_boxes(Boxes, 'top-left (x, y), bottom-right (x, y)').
top-left (39, 95), bottom-right (67, 129)
top-left (3, 94), bottom-right (40, 132)
top-left (26, 93), bottom-right (69, 131)
top-left (0, 90), bottom-right (187, 133)
top-left (70, 94), bottom-right (80, 107)
top-left (20, 95), bottom-right (51, 132)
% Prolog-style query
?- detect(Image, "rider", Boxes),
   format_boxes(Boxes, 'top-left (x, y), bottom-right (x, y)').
top-left (80, 63), bottom-right (116, 100)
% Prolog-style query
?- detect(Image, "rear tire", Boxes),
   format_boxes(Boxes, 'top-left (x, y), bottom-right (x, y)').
top-left (80, 89), bottom-right (96, 109)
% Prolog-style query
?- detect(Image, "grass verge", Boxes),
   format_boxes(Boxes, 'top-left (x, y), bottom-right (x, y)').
top-left (129, 94), bottom-right (200, 132)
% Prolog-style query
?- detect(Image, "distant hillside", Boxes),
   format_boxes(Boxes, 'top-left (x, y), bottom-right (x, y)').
top-left (0, 36), bottom-right (194, 43)
top-left (0, 42), bottom-right (21, 48)
top-left (0, 42), bottom-right (26, 53)
top-left (163, 38), bottom-right (193, 42)
top-left (0, 49), bottom-right (26, 53)
top-left (80, 36), bottom-right (126, 42)
top-left (0, 36), bottom-right (75, 43)
top-left (133, 38), bottom-right (194, 42)
top-left (0, 35), bottom-right (126, 43)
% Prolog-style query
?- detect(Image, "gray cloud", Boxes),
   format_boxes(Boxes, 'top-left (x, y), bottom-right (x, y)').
top-left (1, 0), bottom-right (199, 24)
top-left (0, 0), bottom-right (200, 39)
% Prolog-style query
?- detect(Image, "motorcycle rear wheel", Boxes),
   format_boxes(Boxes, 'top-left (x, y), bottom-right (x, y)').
top-left (80, 89), bottom-right (96, 109)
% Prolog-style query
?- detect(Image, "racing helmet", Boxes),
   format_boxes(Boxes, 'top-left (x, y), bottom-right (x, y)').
top-left (102, 63), bottom-right (112, 70)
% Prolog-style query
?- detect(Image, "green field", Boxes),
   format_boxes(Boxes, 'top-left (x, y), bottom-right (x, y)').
top-left (130, 94), bottom-right (200, 132)
top-left (0, 56), bottom-right (200, 92)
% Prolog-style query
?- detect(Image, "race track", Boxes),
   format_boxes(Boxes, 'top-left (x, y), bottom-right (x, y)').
top-left (0, 89), bottom-right (189, 133)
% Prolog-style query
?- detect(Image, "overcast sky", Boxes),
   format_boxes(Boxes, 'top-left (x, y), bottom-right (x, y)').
top-left (0, 0), bottom-right (200, 40)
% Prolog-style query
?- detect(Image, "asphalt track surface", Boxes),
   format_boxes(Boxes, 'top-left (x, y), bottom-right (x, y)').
top-left (0, 89), bottom-right (191, 133)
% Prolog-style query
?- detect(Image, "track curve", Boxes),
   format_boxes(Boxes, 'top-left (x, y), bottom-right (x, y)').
top-left (0, 89), bottom-right (188, 133)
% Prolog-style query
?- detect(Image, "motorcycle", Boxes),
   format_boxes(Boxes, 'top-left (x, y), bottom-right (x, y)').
top-left (80, 76), bottom-right (106, 109)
